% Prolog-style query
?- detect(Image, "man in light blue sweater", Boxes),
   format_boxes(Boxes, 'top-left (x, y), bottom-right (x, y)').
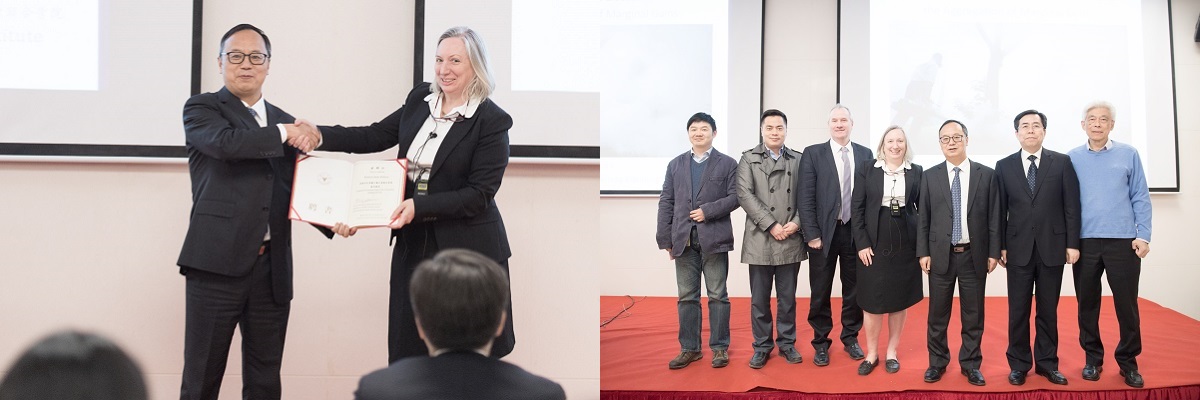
top-left (1067, 101), bottom-right (1152, 388)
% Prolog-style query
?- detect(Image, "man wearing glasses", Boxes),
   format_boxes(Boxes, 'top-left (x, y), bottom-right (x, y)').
top-left (916, 120), bottom-right (1000, 386)
top-left (177, 24), bottom-right (326, 400)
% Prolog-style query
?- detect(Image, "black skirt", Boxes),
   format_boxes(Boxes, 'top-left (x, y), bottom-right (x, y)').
top-left (856, 206), bottom-right (923, 314)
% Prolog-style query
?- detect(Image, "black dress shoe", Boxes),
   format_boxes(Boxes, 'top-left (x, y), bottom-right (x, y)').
top-left (924, 367), bottom-right (946, 383)
top-left (1082, 364), bottom-right (1102, 381)
top-left (813, 347), bottom-right (830, 366)
top-left (711, 350), bottom-right (729, 368)
top-left (780, 347), bottom-right (803, 364)
top-left (858, 359), bottom-right (878, 375)
top-left (1120, 369), bottom-right (1144, 388)
top-left (885, 359), bottom-right (900, 373)
top-left (1008, 370), bottom-right (1027, 385)
top-left (1036, 369), bottom-right (1068, 385)
top-left (845, 343), bottom-right (865, 360)
top-left (749, 351), bottom-right (769, 369)
top-left (668, 351), bottom-right (702, 369)
top-left (962, 368), bottom-right (986, 386)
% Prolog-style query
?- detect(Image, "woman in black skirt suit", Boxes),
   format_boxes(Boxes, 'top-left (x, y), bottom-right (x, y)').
top-left (850, 125), bottom-right (923, 375)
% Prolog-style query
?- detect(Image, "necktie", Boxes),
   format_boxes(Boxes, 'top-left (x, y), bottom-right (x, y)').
top-left (1027, 154), bottom-right (1038, 193)
top-left (247, 108), bottom-right (262, 125)
top-left (951, 166), bottom-right (962, 244)
top-left (840, 146), bottom-right (852, 222)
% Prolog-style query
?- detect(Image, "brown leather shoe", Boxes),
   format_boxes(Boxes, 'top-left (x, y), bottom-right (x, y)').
top-left (711, 350), bottom-right (729, 368)
top-left (668, 351), bottom-right (702, 369)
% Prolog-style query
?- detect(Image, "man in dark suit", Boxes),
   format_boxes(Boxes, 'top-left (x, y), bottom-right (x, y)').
top-left (995, 110), bottom-right (1081, 386)
top-left (917, 120), bottom-right (1001, 386)
top-left (177, 24), bottom-right (328, 400)
top-left (797, 104), bottom-right (873, 365)
top-left (354, 249), bottom-right (565, 400)
top-left (656, 112), bottom-right (740, 369)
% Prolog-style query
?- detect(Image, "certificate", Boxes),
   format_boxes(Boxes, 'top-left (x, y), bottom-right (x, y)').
top-left (289, 155), bottom-right (407, 228)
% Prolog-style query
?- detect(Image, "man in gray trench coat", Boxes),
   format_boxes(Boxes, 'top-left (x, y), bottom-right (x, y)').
top-left (736, 109), bottom-right (808, 369)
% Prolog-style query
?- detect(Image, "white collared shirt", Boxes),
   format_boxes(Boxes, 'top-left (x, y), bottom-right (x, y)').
top-left (874, 160), bottom-right (911, 207)
top-left (692, 147), bottom-right (712, 163)
top-left (1021, 148), bottom-right (1043, 180)
top-left (1087, 139), bottom-right (1113, 152)
top-left (830, 140), bottom-right (856, 199)
top-left (240, 97), bottom-right (288, 142)
top-left (406, 93), bottom-right (481, 181)
top-left (945, 158), bottom-right (971, 244)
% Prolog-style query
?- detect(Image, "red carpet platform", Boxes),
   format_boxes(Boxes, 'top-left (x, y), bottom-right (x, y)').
top-left (601, 296), bottom-right (1200, 399)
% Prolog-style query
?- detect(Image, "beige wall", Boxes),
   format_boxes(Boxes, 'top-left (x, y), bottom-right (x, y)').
top-left (600, 0), bottom-right (1200, 321)
top-left (0, 0), bottom-right (599, 399)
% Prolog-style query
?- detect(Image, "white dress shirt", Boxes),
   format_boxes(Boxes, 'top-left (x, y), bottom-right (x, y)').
top-left (874, 160), bottom-right (911, 207)
top-left (406, 93), bottom-right (481, 181)
top-left (1021, 147), bottom-right (1043, 180)
top-left (946, 158), bottom-right (971, 244)
top-left (830, 140), bottom-right (857, 197)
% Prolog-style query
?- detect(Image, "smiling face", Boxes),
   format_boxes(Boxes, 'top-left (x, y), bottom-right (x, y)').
top-left (1081, 106), bottom-right (1114, 145)
top-left (1015, 113), bottom-right (1046, 153)
top-left (881, 128), bottom-right (908, 164)
top-left (687, 121), bottom-right (715, 151)
top-left (828, 107), bottom-right (853, 144)
top-left (760, 115), bottom-right (787, 151)
top-left (938, 122), bottom-right (968, 163)
top-left (434, 37), bottom-right (476, 101)
top-left (219, 29), bottom-right (269, 104)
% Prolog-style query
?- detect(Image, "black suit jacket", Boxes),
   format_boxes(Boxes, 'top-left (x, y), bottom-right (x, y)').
top-left (995, 149), bottom-right (1081, 266)
top-left (318, 83), bottom-right (512, 261)
top-left (916, 160), bottom-right (1001, 277)
top-left (851, 160), bottom-right (922, 251)
top-left (178, 87), bottom-right (331, 304)
top-left (354, 351), bottom-right (565, 400)
top-left (798, 140), bottom-right (874, 257)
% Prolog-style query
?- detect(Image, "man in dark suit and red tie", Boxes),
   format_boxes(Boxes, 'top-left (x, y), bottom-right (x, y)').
top-left (916, 120), bottom-right (1001, 387)
top-left (995, 110), bottom-right (1081, 386)
top-left (797, 104), bottom-right (873, 366)
top-left (177, 24), bottom-right (328, 400)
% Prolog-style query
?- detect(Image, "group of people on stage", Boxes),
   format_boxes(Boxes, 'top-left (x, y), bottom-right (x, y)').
top-left (175, 24), bottom-right (563, 399)
top-left (656, 102), bottom-right (1152, 389)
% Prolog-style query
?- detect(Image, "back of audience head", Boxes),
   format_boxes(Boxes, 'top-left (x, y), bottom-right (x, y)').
top-left (0, 330), bottom-right (147, 400)
top-left (411, 249), bottom-right (510, 355)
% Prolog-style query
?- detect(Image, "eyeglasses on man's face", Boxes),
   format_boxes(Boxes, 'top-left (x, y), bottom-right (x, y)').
top-left (223, 52), bottom-right (270, 65)
top-left (938, 135), bottom-right (965, 144)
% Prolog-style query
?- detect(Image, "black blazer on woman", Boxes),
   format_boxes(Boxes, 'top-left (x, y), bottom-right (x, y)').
top-left (317, 83), bottom-right (512, 261)
top-left (850, 160), bottom-right (922, 252)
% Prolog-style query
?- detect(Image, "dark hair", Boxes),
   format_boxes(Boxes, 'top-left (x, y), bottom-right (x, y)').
top-left (760, 109), bottom-right (787, 126)
top-left (410, 249), bottom-right (510, 351)
top-left (939, 119), bottom-right (969, 137)
top-left (1013, 109), bottom-right (1047, 130)
top-left (0, 331), bottom-right (147, 400)
top-left (686, 112), bottom-right (717, 132)
top-left (219, 23), bottom-right (271, 56)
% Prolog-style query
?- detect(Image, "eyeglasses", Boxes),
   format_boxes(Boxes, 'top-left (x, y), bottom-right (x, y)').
top-left (432, 113), bottom-right (465, 123)
top-left (938, 135), bottom-right (965, 144)
top-left (223, 52), bottom-right (270, 65)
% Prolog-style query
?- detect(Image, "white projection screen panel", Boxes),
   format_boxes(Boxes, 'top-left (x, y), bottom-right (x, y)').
top-left (840, 0), bottom-right (1180, 191)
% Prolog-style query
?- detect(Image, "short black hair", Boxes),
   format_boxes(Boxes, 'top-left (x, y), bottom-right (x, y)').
top-left (0, 331), bottom-right (147, 400)
top-left (939, 119), bottom-right (969, 137)
top-left (760, 109), bottom-right (787, 126)
top-left (219, 23), bottom-right (271, 56)
top-left (410, 249), bottom-right (510, 352)
top-left (1013, 109), bottom-right (1047, 130)
top-left (687, 112), bottom-right (717, 132)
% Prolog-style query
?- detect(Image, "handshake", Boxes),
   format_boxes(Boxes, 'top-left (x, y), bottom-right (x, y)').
top-left (284, 119), bottom-right (322, 153)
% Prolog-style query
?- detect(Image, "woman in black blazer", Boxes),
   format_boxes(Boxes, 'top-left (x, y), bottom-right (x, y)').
top-left (313, 26), bottom-right (515, 362)
top-left (849, 126), bottom-right (923, 375)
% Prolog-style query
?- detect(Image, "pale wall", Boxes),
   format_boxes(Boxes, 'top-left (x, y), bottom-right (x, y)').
top-left (0, 0), bottom-right (600, 399)
top-left (599, 0), bottom-right (1200, 321)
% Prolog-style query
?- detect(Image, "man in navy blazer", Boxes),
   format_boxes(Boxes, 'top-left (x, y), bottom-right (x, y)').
top-left (354, 249), bottom-right (565, 400)
top-left (995, 110), bottom-right (1081, 386)
top-left (797, 104), bottom-right (873, 365)
top-left (177, 24), bottom-right (329, 400)
top-left (656, 112), bottom-right (740, 369)
top-left (917, 120), bottom-right (1001, 386)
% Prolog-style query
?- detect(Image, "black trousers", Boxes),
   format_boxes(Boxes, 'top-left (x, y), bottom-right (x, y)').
top-left (388, 225), bottom-right (516, 362)
top-left (182, 252), bottom-right (289, 400)
top-left (806, 221), bottom-right (862, 350)
top-left (748, 263), bottom-right (800, 353)
top-left (927, 250), bottom-right (986, 370)
top-left (1005, 245), bottom-right (1064, 372)
top-left (1074, 238), bottom-right (1142, 371)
